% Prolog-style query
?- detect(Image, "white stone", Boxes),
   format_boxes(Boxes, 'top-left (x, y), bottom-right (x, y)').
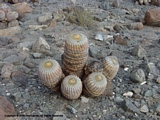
top-left (38, 13), bottom-right (52, 23)
top-left (140, 105), bottom-right (149, 113)
top-left (140, 81), bottom-right (146, 85)
top-left (81, 96), bottom-right (89, 103)
top-left (123, 91), bottom-right (133, 97)
top-left (95, 33), bottom-right (103, 41)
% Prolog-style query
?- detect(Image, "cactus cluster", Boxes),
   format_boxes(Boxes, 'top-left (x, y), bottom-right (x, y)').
top-left (38, 32), bottom-right (119, 100)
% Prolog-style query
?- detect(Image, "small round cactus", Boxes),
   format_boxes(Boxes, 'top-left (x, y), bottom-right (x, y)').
top-left (39, 58), bottom-right (64, 91)
top-left (61, 75), bottom-right (82, 100)
top-left (83, 72), bottom-right (107, 97)
top-left (102, 56), bottom-right (119, 81)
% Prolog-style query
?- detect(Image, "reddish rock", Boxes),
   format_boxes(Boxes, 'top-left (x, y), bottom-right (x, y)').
top-left (113, 35), bottom-right (128, 46)
top-left (49, 19), bottom-right (56, 28)
top-left (12, 2), bottom-right (32, 18)
top-left (144, 8), bottom-right (160, 27)
top-left (0, 96), bottom-right (15, 120)
top-left (128, 22), bottom-right (143, 30)
top-left (1, 63), bottom-right (16, 79)
top-left (151, 0), bottom-right (160, 6)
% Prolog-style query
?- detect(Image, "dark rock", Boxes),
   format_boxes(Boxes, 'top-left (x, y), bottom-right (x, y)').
top-left (113, 35), bottom-right (127, 46)
top-left (3, 54), bottom-right (21, 64)
top-left (89, 44), bottom-right (103, 59)
top-left (130, 69), bottom-right (146, 83)
top-left (112, 0), bottom-right (121, 7)
top-left (66, 105), bottom-right (77, 114)
top-left (133, 94), bottom-right (142, 99)
top-left (131, 45), bottom-right (146, 59)
top-left (132, 88), bottom-right (141, 94)
top-left (0, 37), bottom-right (13, 46)
top-left (121, 99), bottom-right (140, 114)
top-left (11, 71), bottom-right (28, 87)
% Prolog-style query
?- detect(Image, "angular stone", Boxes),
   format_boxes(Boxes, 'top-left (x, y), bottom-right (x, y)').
top-left (156, 76), bottom-right (160, 84)
top-left (80, 96), bottom-right (89, 103)
top-left (130, 69), bottom-right (146, 83)
top-left (89, 44), bottom-right (103, 59)
top-left (0, 96), bottom-right (15, 120)
top-left (11, 71), bottom-right (28, 87)
top-left (49, 19), bottom-right (56, 28)
top-left (121, 99), bottom-right (140, 114)
top-left (144, 90), bottom-right (152, 97)
top-left (95, 33), bottom-right (103, 41)
top-left (140, 105), bottom-right (149, 113)
top-left (32, 37), bottom-right (50, 54)
top-left (131, 45), bottom-right (146, 59)
top-left (32, 53), bottom-right (42, 58)
top-left (1, 63), bottom-right (16, 79)
top-left (147, 62), bottom-right (159, 76)
top-left (0, 26), bottom-right (21, 37)
top-left (144, 8), bottom-right (160, 27)
top-left (66, 105), bottom-right (77, 114)
top-left (132, 88), bottom-right (141, 94)
top-left (102, 81), bottom-right (113, 96)
top-left (113, 35), bottom-right (127, 46)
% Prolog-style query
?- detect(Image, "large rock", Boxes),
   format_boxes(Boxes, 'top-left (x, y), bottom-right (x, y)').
top-left (12, 2), bottom-right (32, 18)
top-left (0, 96), bottom-right (15, 120)
top-left (11, 71), bottom-right (28, 88)
top-left (1, 63), bottom-right (16, 79)
top-left (38, 13), bottom-right (52, 23)
top-left (144, 8), bottom-right (160, 27)
top-left (0, 26), bottom-right (21, 37)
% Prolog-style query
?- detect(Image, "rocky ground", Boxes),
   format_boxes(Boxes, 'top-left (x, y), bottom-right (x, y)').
top-left (0, 0), bottom-right (160, 120)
